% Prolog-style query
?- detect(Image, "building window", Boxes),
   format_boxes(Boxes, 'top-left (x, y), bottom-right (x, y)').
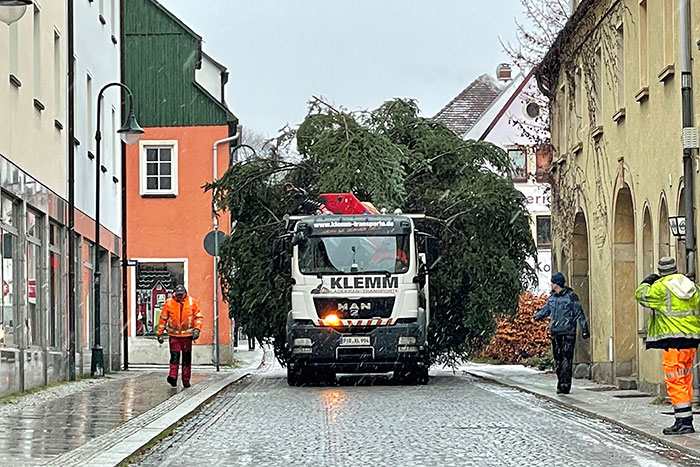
top-left (537, 216), bottom-right (552, 248)
top-left (26, 209), bottom-right (43, 348)
top-left (33, 4), bottom-right (41, 99)
top-left (524, 101), bottom-right (540, 119)
top-left (0, 194), bottom-right (18, 349)
top-left (49, 222), bottom-right (64, 349)
top-left (53, 30), bottom-right (62, 121)
top-left (574, 67), bottom-right (582, 139)
top-left (9, 22), bottom-right (19, 79)
top-left (135, 261), bottom-right (185, 336)
top-left (87, 73), bottom-right (94, 154)
top-left (593, 46), bottom-right (602, 127)
top-left (616, 23), bottom-right (625, 110)
top-left (508, 148), bottom-right (527, 182)
top-left (664, 0), bottom-right (674, 66)
top-left (139, 140), bottom-right (179, 196)
top-left (639, 0), bottom-right (648, 87)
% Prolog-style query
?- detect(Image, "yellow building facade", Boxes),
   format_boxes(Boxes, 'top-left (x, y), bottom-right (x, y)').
top-left (537, 0), bottom-right (700, 392)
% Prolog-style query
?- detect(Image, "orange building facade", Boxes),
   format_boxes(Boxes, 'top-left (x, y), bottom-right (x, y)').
top-left (123, 0), bottom-right (238, 364)
top-left (125, 126), bottom-right (234, 364)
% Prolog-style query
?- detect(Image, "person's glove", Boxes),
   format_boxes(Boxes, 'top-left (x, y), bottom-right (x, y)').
top-left (157, 334), bottom-right (165, 345)
top-left (582, 331), bottom-right (590, 340)
top-left (193, 329), bottom-right (200, 341)
top-left (641, 273), bottom-right (661, 285)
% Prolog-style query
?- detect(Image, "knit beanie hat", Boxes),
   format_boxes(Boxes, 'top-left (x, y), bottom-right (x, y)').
top-left (551, 272), bottom-right (566, 287)
top-left (658, 256), bottom-right (678, 276)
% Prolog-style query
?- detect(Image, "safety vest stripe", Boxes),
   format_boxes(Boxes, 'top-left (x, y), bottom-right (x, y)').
top-left (640, 285), bottom-right (651, 307)
top-left (646, 332), bottom-right (700, 342)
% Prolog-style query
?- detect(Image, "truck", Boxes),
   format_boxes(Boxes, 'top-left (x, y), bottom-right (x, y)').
top-left (272, 192), bottom-right (436, 386)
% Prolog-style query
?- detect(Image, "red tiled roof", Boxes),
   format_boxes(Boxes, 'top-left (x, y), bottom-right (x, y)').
top-left (434, 74), bottom-right (503, 135)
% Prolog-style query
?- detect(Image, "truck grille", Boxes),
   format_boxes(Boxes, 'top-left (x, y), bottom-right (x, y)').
top-left (314, 297), bottom-right (394, 319)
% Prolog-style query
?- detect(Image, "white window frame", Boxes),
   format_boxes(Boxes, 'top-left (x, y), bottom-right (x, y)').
top-left (139, 140), bottom-right (179, 196)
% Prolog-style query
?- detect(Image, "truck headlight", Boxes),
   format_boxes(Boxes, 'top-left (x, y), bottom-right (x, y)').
top-left (294, 338), bottom-right (313, 347)
top-left (398, 336), bottom-right (416, 345)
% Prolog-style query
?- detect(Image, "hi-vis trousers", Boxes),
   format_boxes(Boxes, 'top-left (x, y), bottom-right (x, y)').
top-left (663, 348), bottom-right (696, 421)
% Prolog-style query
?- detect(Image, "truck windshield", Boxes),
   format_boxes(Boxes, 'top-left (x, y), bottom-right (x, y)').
top-left (299, 235), bottom-right (410, 275)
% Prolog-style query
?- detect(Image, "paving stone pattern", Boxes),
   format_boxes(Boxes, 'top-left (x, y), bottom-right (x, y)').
top-left (0, 371), bottom-right (209, 466)
top-left (135, 365), bottom-right (700, 467)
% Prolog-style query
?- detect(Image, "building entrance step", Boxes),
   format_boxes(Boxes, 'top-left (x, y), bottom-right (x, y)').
top-left (616, 377), bottom-right (638, 390)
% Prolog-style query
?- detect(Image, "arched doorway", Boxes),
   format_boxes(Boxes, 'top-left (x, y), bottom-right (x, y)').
top-left (642, 207), bottom-right (654, 276)
top-left (572, 212), bottom-right (591, 369)
top-left (659, 198), bottom-right (670, 259)
top-left (677, 188), bottom-right (686, 274)
top-left (613, 185), bottom-right (637, 377)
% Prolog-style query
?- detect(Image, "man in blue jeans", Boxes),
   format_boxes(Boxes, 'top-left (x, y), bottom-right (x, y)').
top-left (535, 273), bottom-right (590, 394)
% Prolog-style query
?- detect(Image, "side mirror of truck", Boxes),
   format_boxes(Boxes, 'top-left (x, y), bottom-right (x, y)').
top-left (416, 231), bottom-right (440, 272)
top-left (272, 235), bottom-right (292, 278)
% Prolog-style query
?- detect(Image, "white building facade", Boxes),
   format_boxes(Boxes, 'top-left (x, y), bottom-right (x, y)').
top-left (465, 72), bottom-right (552, 294)
top-left (71, 0), bottom-right (124, 377)
top-left (0, 1), bottom-right (70, 396)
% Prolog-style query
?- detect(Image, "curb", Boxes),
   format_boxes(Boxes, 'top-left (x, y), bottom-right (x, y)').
top-left (464, 370), bottom-right (700, 459)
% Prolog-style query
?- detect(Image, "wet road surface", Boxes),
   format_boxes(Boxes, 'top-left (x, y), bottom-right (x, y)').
top-left (0, 372), bottom-right (208, 465)
top-left (135, 364), bottom-right (700, 467)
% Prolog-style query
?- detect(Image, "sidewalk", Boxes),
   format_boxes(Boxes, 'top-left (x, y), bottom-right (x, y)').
top-left (0, 346), bottom-right (264, 467)
top-left (462, 362), bottom-right (700, 457)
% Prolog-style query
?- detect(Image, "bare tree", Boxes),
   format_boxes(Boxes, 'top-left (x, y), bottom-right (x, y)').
top-left (502, 0), bottom-right (570, 71)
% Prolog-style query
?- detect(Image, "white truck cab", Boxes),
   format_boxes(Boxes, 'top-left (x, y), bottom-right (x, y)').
top-left (275, 213), bottom-right (432, 386)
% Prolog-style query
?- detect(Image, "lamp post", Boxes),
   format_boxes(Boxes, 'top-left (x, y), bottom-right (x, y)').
top-left (0, 0), bottom-right (32, 26)
top-left (92, 83), bottom-right (143, 377)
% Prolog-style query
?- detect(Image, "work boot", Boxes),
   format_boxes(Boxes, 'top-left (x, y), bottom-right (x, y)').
top-left (663, 419), bottom-right (695, 435)
top-left (167, 376), bottom-right (177, 387)
top-left (183, 381), bottom-right (191, 388)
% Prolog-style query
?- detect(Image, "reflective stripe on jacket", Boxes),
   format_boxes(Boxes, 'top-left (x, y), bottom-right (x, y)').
top-left (635, 274), bottom-right (700, 349)
top-left (156, 296), bottom-right (203, 337)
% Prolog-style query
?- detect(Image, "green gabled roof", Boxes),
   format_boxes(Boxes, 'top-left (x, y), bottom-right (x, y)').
top-left (124, 0), bottom-right (238, 128)
top-left (149, 0), bottom-right (202, 41)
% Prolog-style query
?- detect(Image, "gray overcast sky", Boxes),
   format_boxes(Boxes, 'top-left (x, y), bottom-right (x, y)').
top-left (160, 0), bottom-right (526, 137)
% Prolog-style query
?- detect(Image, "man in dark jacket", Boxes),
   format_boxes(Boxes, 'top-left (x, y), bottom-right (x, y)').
top-left (535, 272), bottom-right (590, 394)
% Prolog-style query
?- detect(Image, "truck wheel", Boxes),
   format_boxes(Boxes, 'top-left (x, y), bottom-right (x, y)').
top-left (287, 366), bottom-right (307, 387)
top-left (395, 365), bottom-right (429, 385)
top-left (415, 366), bottom-right (429, 385)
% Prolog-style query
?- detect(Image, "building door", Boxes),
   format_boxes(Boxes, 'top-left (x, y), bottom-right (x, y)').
top-left (572, 212), bottom-right (591, 368)
top-left (613, 186), bottom-right (638, 378)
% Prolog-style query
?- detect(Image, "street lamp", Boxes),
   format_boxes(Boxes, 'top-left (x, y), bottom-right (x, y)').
top-left (669, 216), bottom-right (687, 241)
top-left (92, 82), bottom-right (143, 377)
top-left (0, 0), bottom-right (31, 26)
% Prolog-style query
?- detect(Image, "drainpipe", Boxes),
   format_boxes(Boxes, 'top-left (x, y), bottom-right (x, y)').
top-left (681, 0), bottom-right (696, 280)
top-left (67, 0), bottom-right (76, 381)
top-left (212, 130), bottom-right (239, 371)
top-left (681, 0), bottom-right (699, 402)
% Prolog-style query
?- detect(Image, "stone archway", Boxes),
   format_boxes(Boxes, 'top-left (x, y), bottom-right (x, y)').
top-left (642, 207), bottom-right (653, 276)
top-left (613, 185), bottom-right (637, 378)
top-left (659, 198), bottom-right (670, 259)
top-left (572, 212), bottom-right (591, 372)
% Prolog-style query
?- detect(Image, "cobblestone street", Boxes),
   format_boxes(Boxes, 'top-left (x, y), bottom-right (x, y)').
top-left (134, 362), bottom-right (700, 467)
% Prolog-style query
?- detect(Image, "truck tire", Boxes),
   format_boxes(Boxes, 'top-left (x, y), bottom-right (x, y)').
top-left (394, 364), bottom-right (429, 385)
top-left (287, 366), bottom-right (308, 387)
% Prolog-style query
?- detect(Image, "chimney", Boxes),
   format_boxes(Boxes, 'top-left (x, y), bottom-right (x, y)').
top-left (496, 63), bottom-right (512, 82)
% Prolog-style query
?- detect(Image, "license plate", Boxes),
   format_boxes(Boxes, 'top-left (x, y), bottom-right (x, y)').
top-left (339, 336), bottom-right (370, 346)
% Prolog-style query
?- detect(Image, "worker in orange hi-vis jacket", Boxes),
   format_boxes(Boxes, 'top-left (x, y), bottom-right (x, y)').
top-left (156, 285), bottom-right (203, 388)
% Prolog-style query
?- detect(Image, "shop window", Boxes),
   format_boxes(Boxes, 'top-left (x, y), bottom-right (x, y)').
top-left (135, 262), bottom-right (185, 336)
top-left (49, 222), bottom-right (64, 349)
top-left (537, 216), bottom-right (552, 248)
top-left (26, 209), bottom-right (43, 348)
top-left (139, 140), bottom-right (178, 196)
top-left (508, 148), bottom-right (527, 182)
top-left (0, 194), bottom-right (18, 348)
